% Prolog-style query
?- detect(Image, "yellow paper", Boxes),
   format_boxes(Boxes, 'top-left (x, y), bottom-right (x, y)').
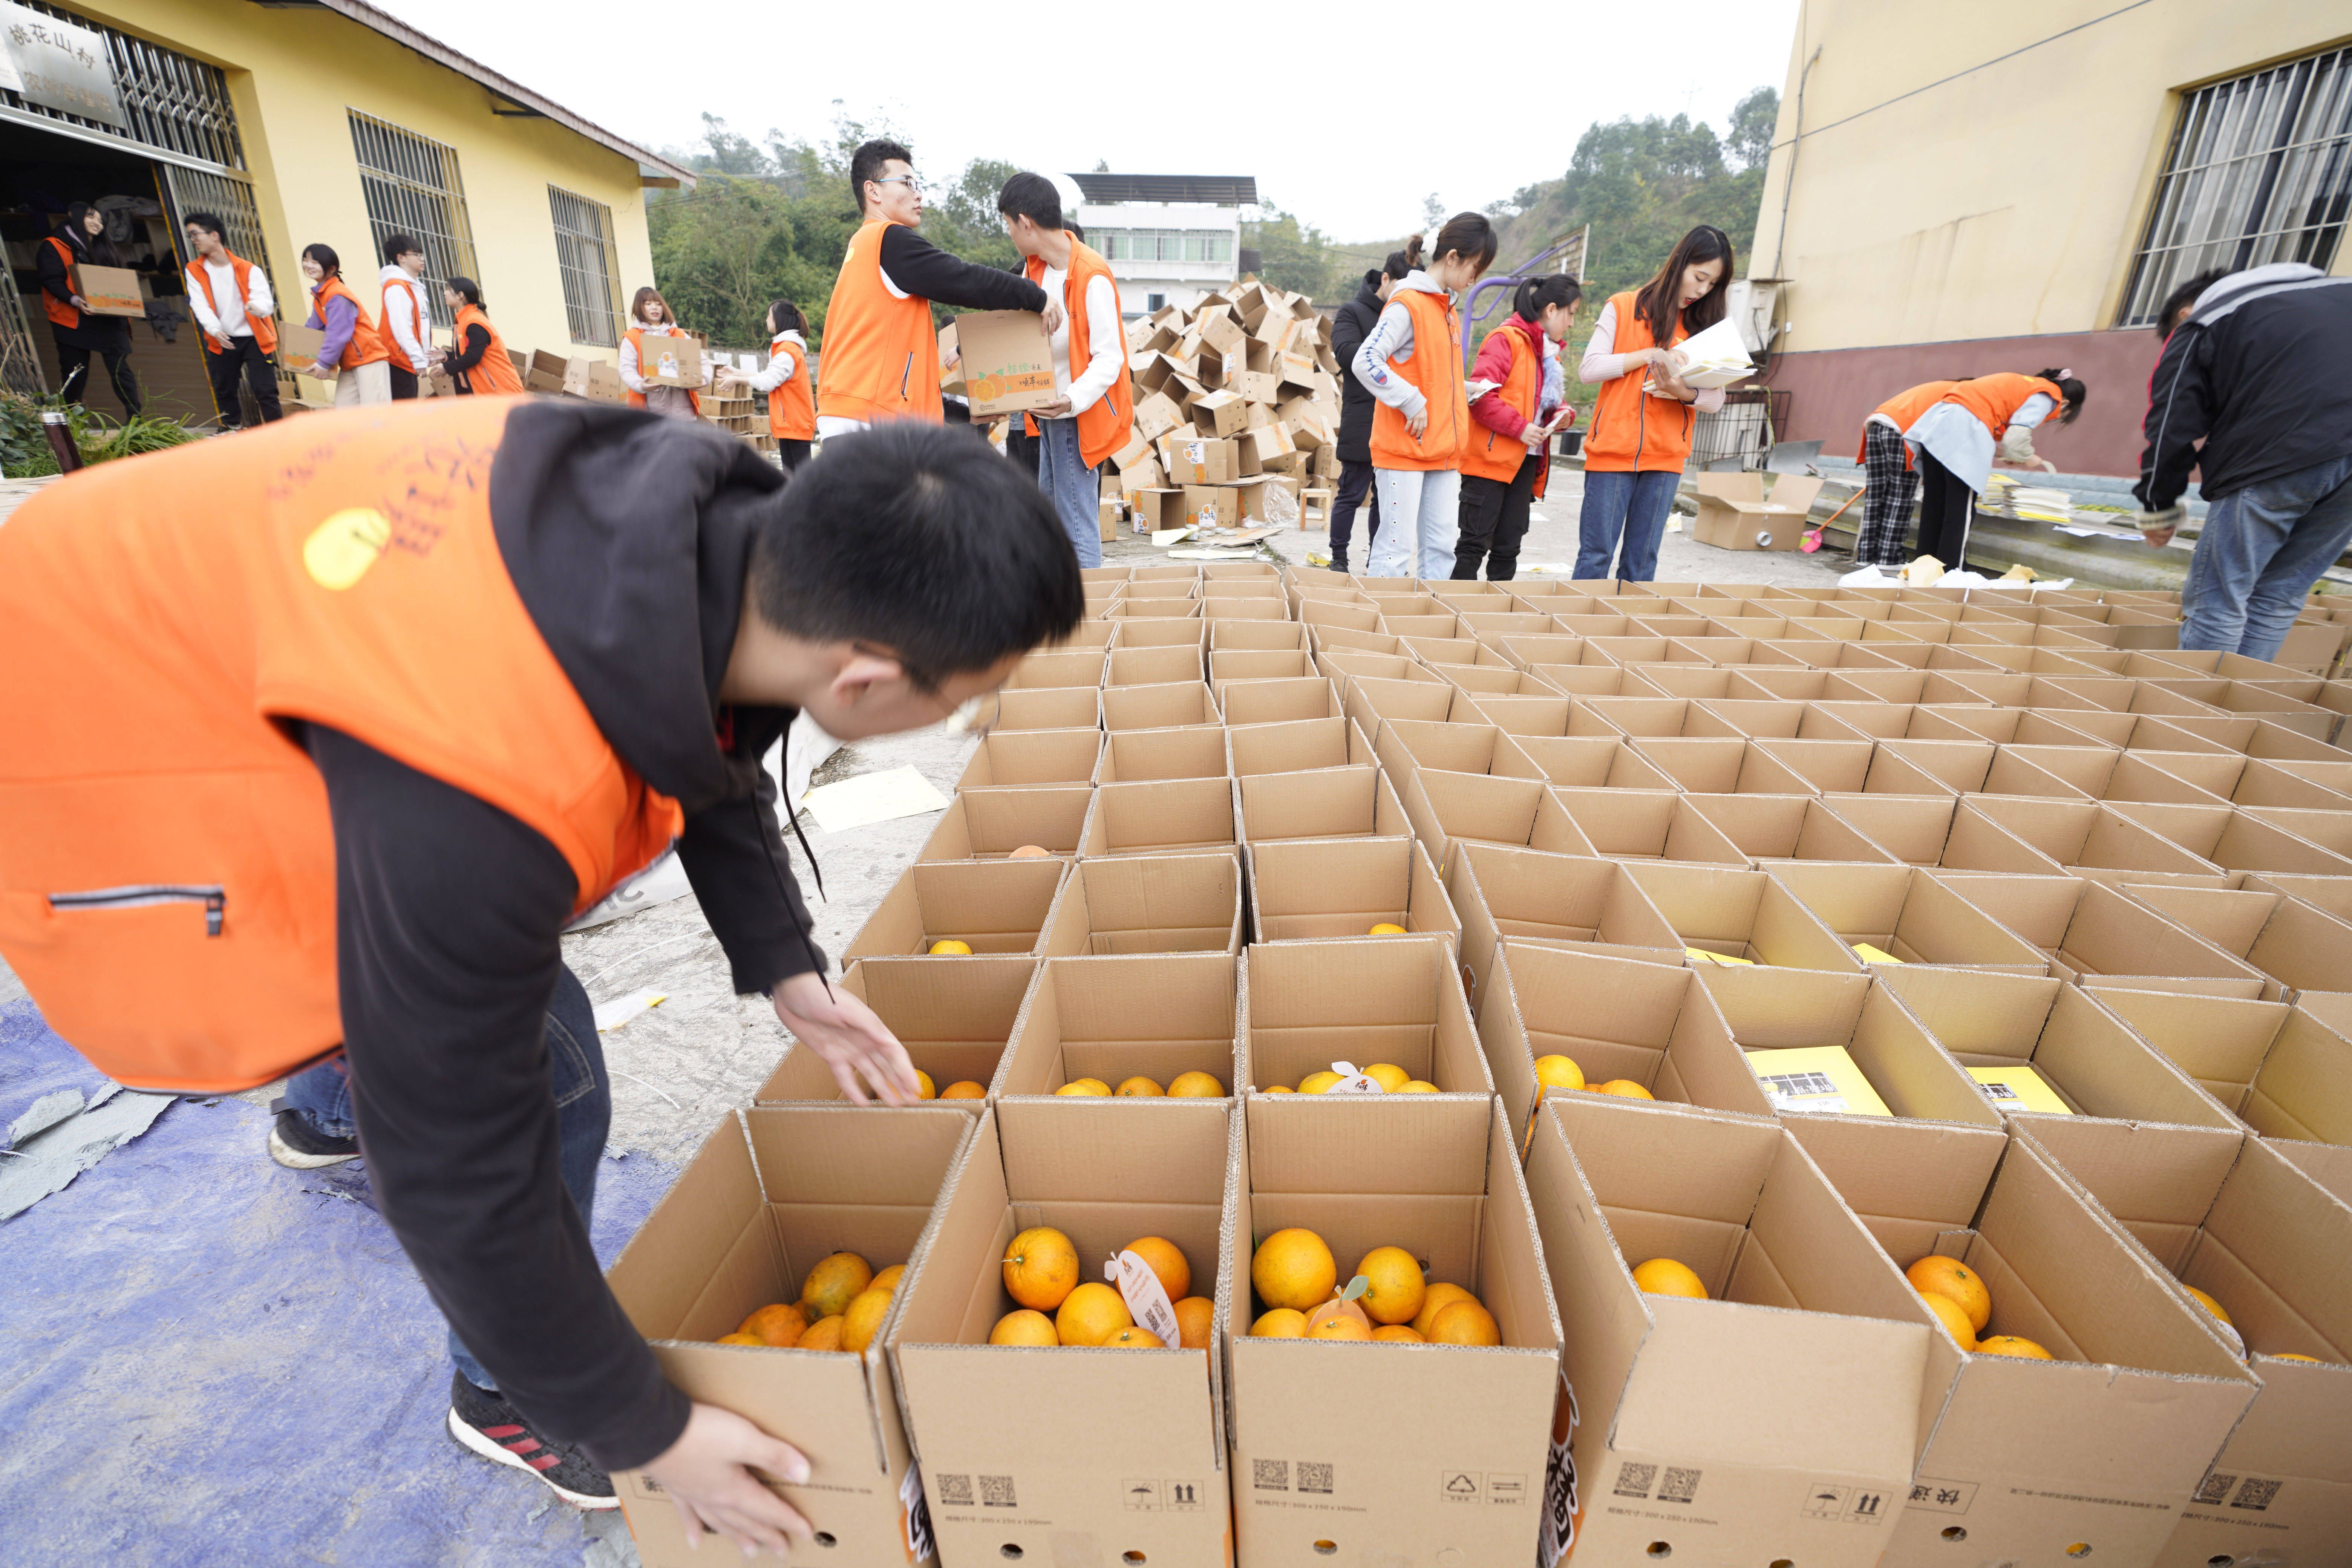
top-left (1853, 943), bottom-right (1905, 965)
top-left (1969, 1065), bottom-right (2073, 1115)
top-left (1686, 946), bottom-right (1755, 966)
top-left (1744, 1045), bottom-right (1894, 1118)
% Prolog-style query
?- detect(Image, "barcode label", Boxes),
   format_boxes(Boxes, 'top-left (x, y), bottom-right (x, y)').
top-left (1977, 1080), bottom-right (2022, 1101)
top-left (1759, 1071), bottom-right (1839, 1098)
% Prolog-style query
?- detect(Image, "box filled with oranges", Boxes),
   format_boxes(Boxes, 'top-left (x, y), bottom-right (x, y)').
top-left (756, 957), bottom-right (1036, 1108)
top-left (1242, 832), bottom-right (1458, 948)
top-left (995, 952), bottom-right (1237, 1099)
top-left (1236, 936), bottom-right (1492, 1101)
top-left (842, 856), bottom-right (1067, 963)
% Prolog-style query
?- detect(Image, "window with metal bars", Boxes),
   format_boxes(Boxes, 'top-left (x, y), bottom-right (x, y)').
top-left (546, 186), bottom-right (623, 347)
top-left (2117, 46), bottom-right (2352, 327)
top-left (1, 0), bottom-right (245, 168)
top-left (347, 110), bottom-right (479, 331)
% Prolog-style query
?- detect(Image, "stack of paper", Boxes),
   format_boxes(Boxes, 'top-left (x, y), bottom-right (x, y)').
top-left (2007, 487), bottom-right (2075, 523)
top-left (1657, 316), bottom-right (1755, 390)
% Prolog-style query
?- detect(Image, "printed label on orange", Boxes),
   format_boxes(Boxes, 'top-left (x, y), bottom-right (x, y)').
top-left (1320, 1060), bottom-right (1385, 1095)
top-left (1107, 1249), bottom-right (1181, 1346)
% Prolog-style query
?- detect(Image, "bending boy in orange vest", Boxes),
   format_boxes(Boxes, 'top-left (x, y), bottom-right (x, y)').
top-left (0, 404), bottom-right (1084, 1553)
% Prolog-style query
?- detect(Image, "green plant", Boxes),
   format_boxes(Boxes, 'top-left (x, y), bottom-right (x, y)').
top-left (0, 394), bottom-right (198, 478)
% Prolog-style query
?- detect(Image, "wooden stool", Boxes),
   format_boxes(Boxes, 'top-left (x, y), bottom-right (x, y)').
top-left (1300, 488), bottom-right (1334, 530)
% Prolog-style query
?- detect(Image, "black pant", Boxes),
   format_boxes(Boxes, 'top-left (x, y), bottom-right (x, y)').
top-left (388, 363), bottom-right (419, 400)
top-left (1916, 450), bottom-right (1976, 570)
top-left (205, 336), bottom-right (282, 427)
top-left (1004, 422), bottom-right (1040, 479)
top-left (1331, 458), bottom-right (1382, 571)
top-left (778, 438), bottom-right (811, 472)
top-left (56, 340), bottom-right (142, 418)
top-left (1455, 452), bottom-right (1544, 580)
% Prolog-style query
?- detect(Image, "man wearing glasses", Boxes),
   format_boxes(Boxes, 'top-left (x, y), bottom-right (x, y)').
top-left (817, 139), bottom-right (1061, 438)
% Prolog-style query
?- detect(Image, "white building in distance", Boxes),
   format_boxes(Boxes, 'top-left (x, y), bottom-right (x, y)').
top-left (1070, 173), bottom-right (1257, 318)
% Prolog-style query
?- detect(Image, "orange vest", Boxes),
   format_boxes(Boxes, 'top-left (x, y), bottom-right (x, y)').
top-left (187, 251), bottom-right (277, 354)
top-left (818, 218), bottom-right (942, 425)
top-left (0, 400), bottom-right (682, 1094)
top-left (625, 326), bottom-right (701, 416)
top-left (766, 335), bottom-right (815, 440)
top-left (1461, 317), bottom-right (1551, 499)
top-left (380, 272), bottom-right (429, 374)
top-left (454, 303), bottom-right (524, 394)
top-left (1583, 290), bottom-right (1695, 474)
top-left (1022, 237), bottom-right (1135, 467)
top-left (41, 236), bottom-right (81, 328)
top-left (311, 275), bottom-right (389, 369)
top-left (1945, 374), bottom-right (2066, 439)
top-left (1859, 380), bottom-right (1963, 462)
top-left (1369, 287), bottom-right (1469, 472)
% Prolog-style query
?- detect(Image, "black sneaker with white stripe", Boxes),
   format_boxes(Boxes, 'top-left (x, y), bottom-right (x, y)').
top-left (266, 1102), bottom-right (360, 1169)
top-left (445, 1371), bottom-right (619, 1510)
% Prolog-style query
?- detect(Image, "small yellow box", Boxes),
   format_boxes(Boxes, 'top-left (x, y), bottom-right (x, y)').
top-left (1743, 1044), bottom-right (1894, 1118)
top-left (1968, 1064), bottom-right (2073, 1115)
top-left (1853, 942), bottom-right (1905, 965)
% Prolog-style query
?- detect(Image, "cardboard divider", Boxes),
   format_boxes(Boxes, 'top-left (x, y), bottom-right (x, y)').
top-left (1042, 851), bottom-right (1242, 956)
top-left (1766, 862), bottom-right (2052, 971)
top-left (844, 857), bottom-right (1066, 961)
top-left (1683, 791), bottom-right (1909, 865)
top-left (1956, 796), bottom-right (2231, 887)
top-left (1094, 724), bottom-right (1230, 784)
top-left (1101, 680), bottom-right (1221, 732)
top-left (992, 685), bottom-right (1101, 732)
top-left (1006, 646), bottom-right (1109, 691)
top-left (1225, 715), bottom-right (1375, 777)
top-left (1446, 844), bottom-right (1686, 1014)
top-left (996, 952), bottom-right (1240, 1097)
top-left (756, 958), bottom-right (1039, 1105)
top-left (918, 786), bottom-right (1094, 862)
top-left (1616, 860), bottom-right (1870, 971)
top-left (1505, 732), bottom-right (1680, 789)
top-left (957, 728), bottom-right (1102, 789)
top-left (1548, 785), bottom-right (1751, 864)
top-left (1391, 766), bottom-right (1590, 873)
top-left (2089, 986), bottom-right (2352, 1158)
top-left (1459, 692), bottom-right (1576, 736)
top-left (2119, 882), bottom-right (2352, 997)
top-left (1079, 775), bottom-right (1239, 859)
top-left (1233, 764), bottom-right (1409, 846)
top-left (1237, 936), bottom-right (1493, 1099)
top-left (1935, 873), bottom-right (2272, 995)
top-left (1243, 833), bottom-right (1458, 948)
top-left (1216, 675), bottom-right (1344, 726)
top-left (606, 1108), bottom-right (975, 1566)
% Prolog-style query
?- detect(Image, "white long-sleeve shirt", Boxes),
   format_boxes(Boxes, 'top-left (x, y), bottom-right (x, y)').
top-left (377, 264), bottom-right (430, 369)
top-left (1040, 267), bottom-right (1121, 418)
top-left (746, 329), bottom-right (807, 393)
top-left (1579, 299), bottom-right (1727, 413)
top-left (188, 255), bottom-right (274, 340)
top-left (1348, 270), bottom-right (1451, 418)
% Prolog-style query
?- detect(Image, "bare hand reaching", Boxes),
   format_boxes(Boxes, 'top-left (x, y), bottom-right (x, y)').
top-left (1041, 300), bottom-right (1065, 336)
top-left (772, 971), bottom-right (921, 1105)
top-left (642, 1402), bottom-right (815, 1558)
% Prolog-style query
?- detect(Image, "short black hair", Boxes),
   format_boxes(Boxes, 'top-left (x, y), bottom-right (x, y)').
top-left (2157, 267), bottom-right (2230, 335)
top-left (383, 231), bottom-right (423, 264)
top-left (750, 422), bottom-right (1083, 689)
top-left (996, 172), bottom-right (1063, 232)
top-left (301, 242), bottom-right (340, 279)
top-left (184, 211), bottom-right (226, 239)
top-left (850, 138), bottom-right (914, 215)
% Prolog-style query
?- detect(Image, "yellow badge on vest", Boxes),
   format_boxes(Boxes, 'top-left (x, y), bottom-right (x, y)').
top-left (303, 507), bottom-right (392, 590)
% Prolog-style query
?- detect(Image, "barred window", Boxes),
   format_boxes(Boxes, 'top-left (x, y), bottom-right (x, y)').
top-left (348, 110), bottom-right (479, 331)
top-left (2117, 46), bottom-right (2352, 326)
top-left (547, 187), bottom-right (623, 347)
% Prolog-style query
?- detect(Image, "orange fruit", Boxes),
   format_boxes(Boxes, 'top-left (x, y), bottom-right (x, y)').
top-left (1363, 1063), bottom-right (1410, 1093)
top-left (1262, 1085), bottom-right (1295, 1095)
top-left (1299, 1071), bottom-right (1344, 1094)
top-left (1172, 1296), bottom-right (1216, 1350)
top-left (1412, 1283), bottom-right (1478, 1338)
top-left (1056, 1282), bottom-right (1134, 1347)
top-left (1009, 844), bottom-right (1052, 858)
top-left (1168, 1070), bottom-right (1225, 1097)
top-left (2185, 1286), bottom-right (2233, 1327)
top-left (1306, 1313), bottom-right (1372, 1341)
top-left (716, 1331), bottom-right (764, 1346)
top-left (1428, 1300), bottom-right (1502, 1346)
top-left (738, 1302), bottom-right (808, 1348)
top-left (1369, 923), bottom-right (1408, 935)
top-left (1919, 1289), bottom-right (1977, 1350)
top-left (1631, 1258), bottom-right (1708, 1300)
top-left (912, 1070), bottom-right (937, 1100)
top-left (1976, 1335), bottom-right (2054, 1360)
top-left (940, 1081), bottom-right (988, 1099)
top-left (1906, 1256), bottom-right (1992, 1334)
top-left (928, 940), bottom-right (973, 955)
top-left (800, 1253), bottom-right (874, 1321)
top-left (1252, 1228), bottom-right (1337, 1312)
top-left (1125, 1236), bottom-right (1191, 1302)
top-left (2272, 1353), bottom-right (2323, 1363)
top-left (1106, 1326), bottom-right (1163, 1348)
top-left (1534, 1055), bottom-right (1586, 1094)
top-left (1355, 1246), bottom-right (1427, 1326)
top-left (1116, 1076), bottom-right (1165, 1097)
top-left (1250, 1308), bottom-right (1307, 1338)
top-left (842, 1286), bottom-right (893, 1354)
top-left (799, 1314), bottom-right (848, 1352)
top-left (1056, 1078), bottom-right (1112, 1097)
top-left (870, 1265), bottom-right (906, 1294)
top-left (989, 1308), bottom-right (1059, 1346)
top-left (1004, 1226), bottom-right (1080, 1310)
top-left (1372, 1325), bottom-right (1425, 1343)
top-left (1306, 1297), bottom-right (1371, 1335)
top-left (1398, 1081), bottom-right (1439, 1093)
top-left (1595, 1080), bottom-right (1654, 1099)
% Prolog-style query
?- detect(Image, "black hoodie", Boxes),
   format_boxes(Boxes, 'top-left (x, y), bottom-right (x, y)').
top-left (1330, 271), bottom-right (1386, 465)
top-left (308, 403), bottom-right (822, 1471)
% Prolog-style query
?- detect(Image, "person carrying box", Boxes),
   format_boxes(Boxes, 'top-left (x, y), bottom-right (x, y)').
top-left (37, 201), bottom-right (143, 418)
top-left (298, 242), bottom-right (394, 407)
top-left (620, 287), bottom-right (709, 420)
top-left (184, 210), bottom-right (283, 429)
top-left (0, 404), bottom-right (1083, 1553)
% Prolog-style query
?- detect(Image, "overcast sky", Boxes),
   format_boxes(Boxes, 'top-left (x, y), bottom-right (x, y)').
top-left (374, 0), bottom-right (1801, 241)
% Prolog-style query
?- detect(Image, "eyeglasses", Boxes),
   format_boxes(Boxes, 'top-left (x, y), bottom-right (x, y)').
top-left (871, 174), bottom-right (923, 194)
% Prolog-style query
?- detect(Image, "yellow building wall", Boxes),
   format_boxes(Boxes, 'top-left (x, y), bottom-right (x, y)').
top-left (1751, 2), bottom-right (2352, 352)
top-left (71, 0), bottom-right (656, 364)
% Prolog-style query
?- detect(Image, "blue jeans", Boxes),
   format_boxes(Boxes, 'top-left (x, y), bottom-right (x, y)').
top-left (2180, 453), bottom-right (2352, 660)
top-left (1576, 468), bottom-right (1682, 581)
top-left (1035, 416), bottom-right (1103, 568)
top-left (1368, 466), bottom-right (1461, 580)
top-left (283, 963), bottom-right (607, 1393)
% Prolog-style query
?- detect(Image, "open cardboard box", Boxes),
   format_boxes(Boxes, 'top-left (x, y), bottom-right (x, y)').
top-left (2088, 986), bottom-right (2352, 1164)
top-left (1688, 472), bottom-right (1825, 552)
top-left (1217, 676), bottom-right (1344, 727)
top-left (1340, 674), bottom-right (1490, 733)
top-left (1368, 717), bottom-right (1545, 783)
top-left (1233, 764), bottom-right (1409, 847)
top-left (2116, 881), bottom-right (2352, 998)
top-left (1101, 681), bottom-right (1220, 732)
top-left (1231, 1094), bottom-right (1562, 1568)
top-left (1522, 1092), bottom-right (1932, 1568)
top-left (1617, 860), bottom-right (1870, 972)
top-left (996, 951), bottom-right (1239, 1098)
top-left (843, 857), bottom-right (1065, 962)
top-left (1078, 776), bottom-right (1236, 860)
top-left (1934, 874), bottom-right (2272, 996)
top-left (1766, 861), bottom-right (2053, 971)
top-left (991, 686), bottom-right (1100, 732)
top-left (1095, 725), bottom-right (1229, 784)
top-left (888, 1101), bottom-right (1237, 1567)
top-left (1108, 644), bottom-right (1207, 688)
top-left (1391, 767), bottom-right (1588, 875)
top-left (1208, 648), bottom-right (1315, 686)
top-left (1237, 936), bottom-right (1493, 1100)
top-left (1006, 646), bottom-right (1108, 691)
top-left (756, 957), bottom-right (1037, 1105)
top-left (1446, 844), bottom-right (1685, 1012)
top-left (957, 728), bottom-right (1101, 790)
top-left (1547, 786), bottom-right (1750, 864)
top-left (1956, 797), bottom-right (2234, 888)
top-left (606, 1107), bottom-right (974, 1566)
top-left (1243, 833), bottom-right (1456, 948)
top-left (918, 786), bottom-right (1094, 863)
top-left (1042, 851), bottom-right (1242, 956)
top-left (1224, 715), bottom-right (1374, 777)
top-left (1683, 791), bottom-right (1910, 865)
top-left (951, 310), bottom-right (1057, 416)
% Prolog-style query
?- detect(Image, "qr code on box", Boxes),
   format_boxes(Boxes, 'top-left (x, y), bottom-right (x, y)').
top-left (1298, 1463), bottom-right (1333, 1495)
top-left (981, 1475), bottom-right (1017, 1508)
top-left (1659, 1468), bottom-right (1701, 1505)
top-left (2231, 1478), bottom-right (2283, 1512)
top-left (1254, 1460), bottom-right (1289, 1491)
top-left (1614, 1463), bottom-right (1656, 1499)
top-left (2196, 1474), bottom-right (2236, 1506)
top-left (937, 1473), bottom-right (974, 1507)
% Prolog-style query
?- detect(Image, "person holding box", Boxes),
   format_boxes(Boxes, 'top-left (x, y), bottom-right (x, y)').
top-left (1852, 369), bottom-right (2085, 571)
top-left (620, 287), bottom-right (707, 420)
top-left (746, 298), bottom-right (816, 470)
top-left (183, 211), bottom-right (282, 429)
top-left (1457, 273), bottom-right (1582, 582)
top-left (997, 172), bottom-right (1132, 569)
top-left (816, 138), bottom-right (1057, 437)
top-left (0, 406), bottom-right (1083, 1548)
top-left (1350, 214), bottom-right (1497, 580)
top-left (378, 232), bottom-right (436, 400)
top-left (298, 243), bottom-right (393, 407)
top-left (1574, 224), bottom-right (1734, 581)
top-left (1326, 253), bottom-right (1407, 574)
top-left (37, 202), bottom-right (142, 418)
top-left (440, 277), bottom-right (524, 395)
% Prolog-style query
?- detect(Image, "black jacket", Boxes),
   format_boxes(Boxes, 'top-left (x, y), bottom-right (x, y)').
top-left (2136, 264), bottom-right (2352, 510)
top-left (1331, 272), bottom-right (1385, 465)
top-left (34, 226), bottom-right (132, 352)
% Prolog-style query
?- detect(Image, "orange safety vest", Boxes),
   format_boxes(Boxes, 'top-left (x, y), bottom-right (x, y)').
top-left (1945, 373), bottom-right (2066, 439)
top-left (454, 303), bottom-right (524, 394)
top-left (625, 326), bottom-right (701, 416)
top-left (311, 275), bottom-right (390, 369)
top-left (380, 272), bottom-right (429, 375)
top-left (41, 236), bottom-right (81, 328)
top-left (1460, 316), bottom-right (1551, 499)
top-left (1583, 290), bottom-right (1695, 474)
top-left (765, 334), bottom-right (815, 440)
top-left (187, 250), bottom-right (277, 355)
top-left (1022, 237), bottom-right (1136, 468)
top-left (1859, 380), bottom-right (1962, 462)
top-left (818, 218), bottom-right (942, 425)
top-left (0, 399), bottom-right (683, 1094)
top-left (1368, 287), bottom-right (1469, 472)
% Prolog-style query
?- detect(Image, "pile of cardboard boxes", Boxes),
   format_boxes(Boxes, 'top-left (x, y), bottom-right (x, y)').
top-left (605, 563), bottom-right (2352, 1568)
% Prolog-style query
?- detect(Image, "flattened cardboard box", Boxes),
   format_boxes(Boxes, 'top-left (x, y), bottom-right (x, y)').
top-left (757, 956), bottom-right (1038, 1105)
top-left (606, 1107), bottom-right (973, 1566)
top-left (995, 951), bottom-right (1240, 1097)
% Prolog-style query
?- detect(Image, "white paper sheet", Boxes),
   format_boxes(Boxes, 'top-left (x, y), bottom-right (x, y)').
top-left (801, 764), bottom-right (951, 833)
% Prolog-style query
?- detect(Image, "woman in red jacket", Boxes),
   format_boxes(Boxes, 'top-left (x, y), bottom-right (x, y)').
top-left (1456, 274), bottom-right (1581, 580)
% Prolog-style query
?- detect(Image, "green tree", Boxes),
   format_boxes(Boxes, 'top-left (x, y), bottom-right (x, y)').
top-left (1727, 87), bottom-right (1779, 171)
top-left (1243, 207), bottom-right (1341, 301)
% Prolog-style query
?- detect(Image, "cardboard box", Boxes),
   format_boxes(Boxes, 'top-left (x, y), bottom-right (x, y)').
top-left (1100, 681), bottom-right (1219, 732)
top-left (1231, 1094), bottom-right (1562, 1568)
top-left (1224, 712), bottom-right (1374, 778)
top-left (606, 1107), bottom-right (972, 1565)
top-left (1104, 644), bottom-right (1205, 690)
top-left (638, 332), bottom-right (703, 388)
top-left (1078, 775), bottom-right (1237, 859)
top-left (1546, 786), bottom-right (1750, 864)
top-left (1522, 1093), bottom-right (1934, 1568)
top-left (1042, 851), bottom-right (1243, 956)
top-left (917, 786), bottom-right (1095, 862)
top-left (277, 318), bottom-right (326, 365)
top-left (1614, 861), bottom-right (1869, 972)
top-left (1159, 435), bottom-right (1239, 485)
top-left (1233, 764), bottom-right (1410, 846)
top-left (1191, 388), bottom-right (1246, 437)
top-left (70, 261), bottom-right (144, 317)
top-left (755, 957), bottom-right (1038, 1104)
top-left (1390, 767), bottom-right (1588, 874)
top-left (1766, 862), bottom-right (2054, 971)
top-left (1935, 874), bottom-right (2271, 995)
top-left (1207, 648), bottom-right (1314, 686)
top-left (1237, 936), bottom-right (1492, 1099)
top-left (1217, 676), bottom-right (1344, 727)
top-left (843, 857), bottom-right (1066, 962)
top-left (522, 348), bottom-right (571, 393)
top-left (1094, 724), bottom-right (1227, 784)
top-left (1005, 646), bottom-right (1108, 691)
top-left (1446, 845), bottom-right (1686, 1012)
top-left (1689, 472), bottom-right (1825, 552)
top-left (995, 951), bottom-right (1239, 1096)
top-left (1245, 832), bottom-right (1458, 946)
top-left (2119, 882), bottom-right (2352, 995)
top-left (1682, 791), bottom-right (1911, 864)
top-left (991, 686), bottom-right (1100, 732)
top-left (957, 729), bottom-right (1102, 790)
top-left (950, 310), bottom-right (1057, 416)
top-left (889, 1102), bottom-right (1237, 1568)
top-left (2089, 986), bottom-right (2352, 1156)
